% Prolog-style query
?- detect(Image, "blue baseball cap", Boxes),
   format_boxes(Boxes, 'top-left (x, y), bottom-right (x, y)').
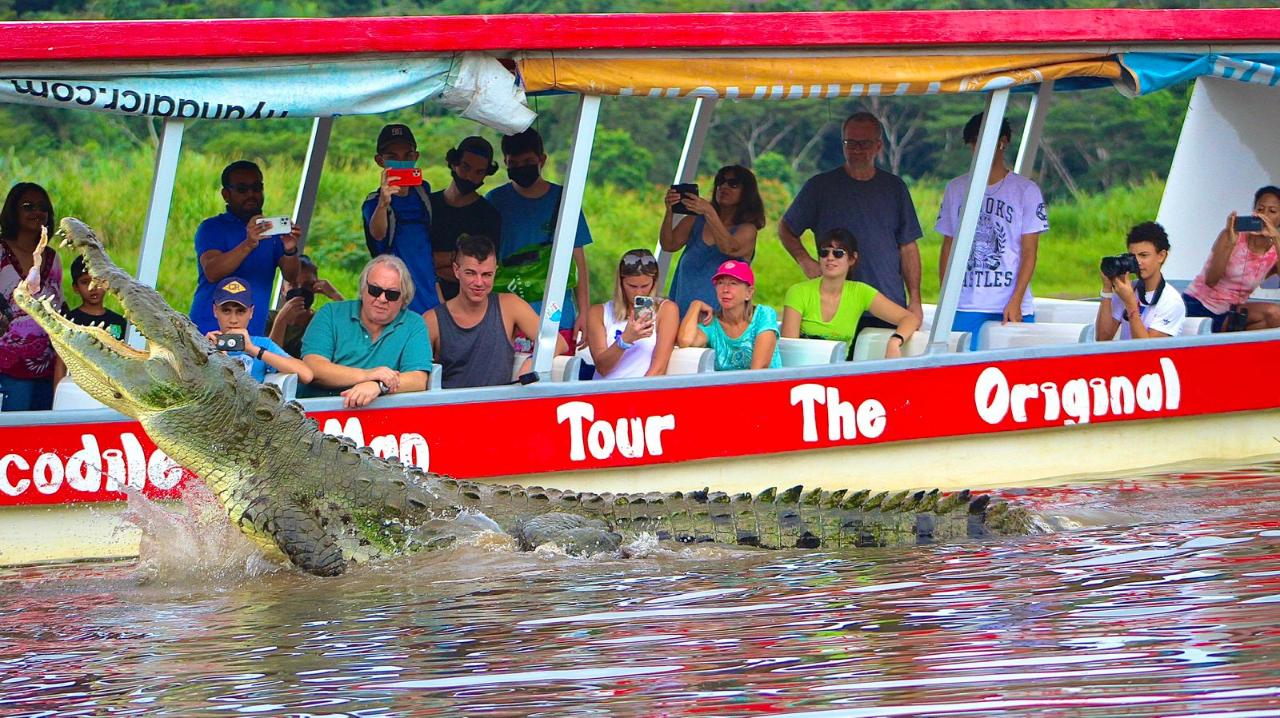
top-left (212, 276), bottom-right (253, 307)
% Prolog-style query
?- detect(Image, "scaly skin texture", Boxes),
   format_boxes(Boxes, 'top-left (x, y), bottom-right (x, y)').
top-left (13, 218), bottom-right (1045, 576)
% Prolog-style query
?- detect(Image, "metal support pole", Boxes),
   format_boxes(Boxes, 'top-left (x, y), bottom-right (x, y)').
top-left (127, 119), bottom-right (184, 350)
top-left (928, 88), bottom-right (1011, 352)
top-left (656, 97), bottom-right (718, 287)
top-left (271, 116), bottom-right (333, 308)
top-left (530, 94), bottom-right (601, 378)
top-left (1014, 80), bottom-right (1054, 177)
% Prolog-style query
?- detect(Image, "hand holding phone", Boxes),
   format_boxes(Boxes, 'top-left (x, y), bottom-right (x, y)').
top-left (633, 295), bottom-right (656, 324)
top-left (670, 183), bottom-right (698, 215)
top-left (255, 216), bottom-right (293, 237)
top-left (387, 168), bottom-right (423, 187)
top-left (1235, 214), bottom-right (1264, 233)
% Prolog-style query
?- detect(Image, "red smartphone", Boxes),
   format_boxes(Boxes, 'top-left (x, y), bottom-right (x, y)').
top-left (387, 168), bottom-right (423, 187)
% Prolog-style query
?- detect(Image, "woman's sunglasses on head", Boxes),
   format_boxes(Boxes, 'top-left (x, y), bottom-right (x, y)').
top-left (366, 283), bottom-right (402, 301)
top-left (620, 252), bottom-right (659, 274)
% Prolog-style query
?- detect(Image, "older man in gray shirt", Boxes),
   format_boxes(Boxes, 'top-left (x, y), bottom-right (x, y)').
top-left (779, 111), bottom-right (924, 331)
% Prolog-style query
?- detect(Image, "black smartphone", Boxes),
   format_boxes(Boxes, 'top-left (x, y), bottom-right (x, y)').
top-left (671, 183), bottom-right (698, 215)
top-left (285, 286), bottom-right (315, 310)
top-left (214, 333), bottom-right (245, 352)
top-left (1235, 215), bottom-right (1264, 232)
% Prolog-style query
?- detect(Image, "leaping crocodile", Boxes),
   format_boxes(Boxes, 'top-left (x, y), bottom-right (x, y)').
top-left (13, 218), bottom-right (1045, 576)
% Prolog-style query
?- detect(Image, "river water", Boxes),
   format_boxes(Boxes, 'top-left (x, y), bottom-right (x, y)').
top-left (3, 464), bottom-right (1280, 717)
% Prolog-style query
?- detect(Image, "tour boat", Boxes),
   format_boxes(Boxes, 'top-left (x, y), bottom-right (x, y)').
top-left (1, 9), bottom-right (1278, 565)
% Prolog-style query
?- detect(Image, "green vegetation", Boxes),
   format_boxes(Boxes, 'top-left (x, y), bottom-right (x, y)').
top-left (3, 144), bottom-right (1164, 316)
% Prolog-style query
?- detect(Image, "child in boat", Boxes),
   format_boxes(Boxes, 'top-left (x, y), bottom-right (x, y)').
top-left (205, 276), bottom-right (313, 384)
top-left (780, 228), bottom-right (919, 359)
top-left (676, 260), bottom-right (781, 371)
top-left (585, 248), bottom-right (679, 379)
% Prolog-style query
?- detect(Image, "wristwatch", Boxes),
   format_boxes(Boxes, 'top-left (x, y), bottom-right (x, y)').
top-left (376, 380), bottom-right (390, 395)
top-left (255, 346), bottom-right (266, 360)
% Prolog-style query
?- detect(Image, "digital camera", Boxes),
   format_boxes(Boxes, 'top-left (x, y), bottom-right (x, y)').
top-left (285, 286), bottom-right (315, 310)
top-left (214, 333), bottom-right (245, 352)
top-left (255, 216), bottom-right (293, 237)
top-left (1100, 253), bottom-right (1140, 279)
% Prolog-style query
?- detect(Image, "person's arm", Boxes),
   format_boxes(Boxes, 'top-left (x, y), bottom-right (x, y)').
top-left (366, 171), bottom-right (397, 244)
top-left (1003, 232), bottom-right (1040, 323)
top-left (779, 219), bottom-right (820, 279)
top-left (868, 293), bottom-right (921, 359)
top-left (899, 241), bottom-right (923, 322)
top-left (1096, 274), bottom-right (1122, 341)
top-left (303, 354), bottom-right (401, 390)
top-left (244, 337), bottom-right (314, 384)
top-left (269, 297), bottom-right (305, 349)
top-left (505, 293), bottom-right (568, 357)
top-left (199, 215), bottom-right (266, 284)
top-left (1204, 213), bottom-right (1240, 287)
top-left (52, 355), bottom-right (66, 387)
top-left (938, 235), bottom-right (954, 285)
top-left (677, 301), bottom-right (711, 348)
top-left (571, 247), bottom-right (591, 347)
top-left (750, 325), bottom-right (778, 370)
top-left (276, 224), bottom-right (302, 284)
top-left (781, 306), bottom-right (802, 339)
top-left (684, 195), bottom-right (756, 258)
top-left (659, 189), bottom-right (697, 252)
top-left (645, 299), bottom-right (679, 376)
top-left (584, 303), bottom-right (620, 376)
top-left (423, 309), bottom-right (441, 361)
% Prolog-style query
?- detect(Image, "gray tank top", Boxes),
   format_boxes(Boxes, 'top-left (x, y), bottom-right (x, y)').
top-left (437, 294), bottom-right (514, 389)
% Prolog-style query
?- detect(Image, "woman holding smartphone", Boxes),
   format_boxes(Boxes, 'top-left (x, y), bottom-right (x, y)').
top-left (1182, 185), bottom-right (1280, 331)
top-left (660, 165), bottom-right (766, 316)
top-left (586, 249), bottom-right (678, 379)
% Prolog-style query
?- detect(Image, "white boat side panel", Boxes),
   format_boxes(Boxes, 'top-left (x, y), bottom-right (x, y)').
top-left (1159, 77), bottom-right (1280, 282)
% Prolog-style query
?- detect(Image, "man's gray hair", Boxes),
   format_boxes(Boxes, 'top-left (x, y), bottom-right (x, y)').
top-left (358, 254), bottom-right (415, 308)
top-left (842, 111), bottom-right (884, 135)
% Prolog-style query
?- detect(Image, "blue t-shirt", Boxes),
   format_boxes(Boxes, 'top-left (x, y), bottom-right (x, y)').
top-left (362, 186), bottom-right (440, 314)
top-left (225, 336), bottom-right (287, 382)
top-left (669, 216), bottom-right (749, 316)
top-left (782, 168), bottom-right (922, 307)
top-left (190, 211), bottom-right (285, 335)
top-left (486, 182), bottom-right (592, 330)
top-left (698, 304), bottom-right (782, 371)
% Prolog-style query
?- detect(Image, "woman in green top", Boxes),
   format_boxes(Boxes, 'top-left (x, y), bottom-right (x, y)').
top-left (781, 229), bottom-right (920, 359)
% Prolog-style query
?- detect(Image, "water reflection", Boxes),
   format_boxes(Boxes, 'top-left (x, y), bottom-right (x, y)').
top-left (2, 466), bottom-right (1280, 716)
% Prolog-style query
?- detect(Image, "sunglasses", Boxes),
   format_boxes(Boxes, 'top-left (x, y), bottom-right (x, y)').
top-left (716, 178), bottom-right (742, 188)
top-left (224, 182), bottom-right (265, 193)
top-left (366, 282), bottom-right (403, 302)
top-left (818, 247), bottom-right (849, 259)
top-left (620, 252), bottom-right (659, 275)
top-left (19, 201), bottom-right (50, 213)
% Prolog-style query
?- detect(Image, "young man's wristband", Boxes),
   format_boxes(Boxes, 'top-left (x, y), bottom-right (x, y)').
top-left (889, 332), bottom-right (906, 345)
top-left (1100, 291), bottom-right (1114, 300)
top-left (255, 346), bottom-right (266, 360)
top-left (282, 247), bottom-right (298, 257)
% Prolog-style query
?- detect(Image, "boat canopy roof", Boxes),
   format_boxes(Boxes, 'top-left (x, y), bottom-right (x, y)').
top-left (0, 10), bottom-right (1278, 128)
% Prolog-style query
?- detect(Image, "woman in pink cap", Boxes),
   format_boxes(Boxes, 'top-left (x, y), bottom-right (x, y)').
top-left (676, 259), bottom-right (781, 371)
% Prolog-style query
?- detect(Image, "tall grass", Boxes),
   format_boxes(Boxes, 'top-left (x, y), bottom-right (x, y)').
top-left (0, 148), bottom-right (1164, 314)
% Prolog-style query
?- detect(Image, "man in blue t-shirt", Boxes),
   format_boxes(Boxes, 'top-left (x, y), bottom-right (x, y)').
top-left (485, 128), bottom-right (592, 347)
top-left (190, 160), bottom-right (302, 336)
top-left (362, 123), bottom-right (440, 315)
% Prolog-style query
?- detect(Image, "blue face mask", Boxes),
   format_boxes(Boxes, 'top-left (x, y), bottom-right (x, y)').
top-left (384, 159), bottom-right (416, 170)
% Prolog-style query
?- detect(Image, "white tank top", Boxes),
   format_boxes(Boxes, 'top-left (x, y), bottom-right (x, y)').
top-left (594, 300), bottom-right (658, 379)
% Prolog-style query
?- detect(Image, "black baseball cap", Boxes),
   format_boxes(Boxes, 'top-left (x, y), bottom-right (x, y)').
top-left (71, 255), bottom-right (88, 282)
top-left (377, 124), bottom-right (417, 153)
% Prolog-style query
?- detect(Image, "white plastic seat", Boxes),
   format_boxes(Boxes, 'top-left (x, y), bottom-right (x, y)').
top-left (1034, 297), bottom-right (1104, 324)
top-left (52, 378), bottom-right (107, 411)
top-left (1181, 316), bottom-right (1213, 336)
top-left (666, 346), bottom-right (715, 374)
top-left (977, 321), bottom-right (1092, 350)
top-left (510, 352), bottom-right (581, 382)
top-left (429, 363), bottom-right (443, 390)
top-left (263, 372), bottom-right (298, 400)
top-left (920, 303), bottom-right (936, 329)
top-left (851, 328), bottom-right (969, 360)
top-left (777, 337), bottom-right (845, 367)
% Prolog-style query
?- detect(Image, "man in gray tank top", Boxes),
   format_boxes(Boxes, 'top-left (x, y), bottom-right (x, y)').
top-left (424, 234), bottom-right (567, 389)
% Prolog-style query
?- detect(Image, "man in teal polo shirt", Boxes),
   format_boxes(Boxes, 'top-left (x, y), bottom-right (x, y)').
top-left (299, 255), bottom-right (432, 408)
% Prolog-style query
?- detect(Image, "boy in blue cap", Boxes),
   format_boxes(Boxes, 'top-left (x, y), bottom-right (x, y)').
top-left (205, 276), bottom-right (313, 384)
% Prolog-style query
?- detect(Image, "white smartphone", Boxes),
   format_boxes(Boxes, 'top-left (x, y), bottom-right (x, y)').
top-left (256, 216), bottom-right (293, 237)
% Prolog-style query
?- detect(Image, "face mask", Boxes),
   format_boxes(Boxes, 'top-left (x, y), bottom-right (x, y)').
top-left (384, 159), bottom-right (416, 170)
top-left (507, 164), bottom-right (540, 189)
top-left (451, 171), bottom-right (483, 196)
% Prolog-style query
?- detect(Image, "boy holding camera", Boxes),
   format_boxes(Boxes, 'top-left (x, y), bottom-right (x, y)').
top-left (1096, 222), bottom-right (1185, 340)
top-left (206, 276), bottom-right (313, 384)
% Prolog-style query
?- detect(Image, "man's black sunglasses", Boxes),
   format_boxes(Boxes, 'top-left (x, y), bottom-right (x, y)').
top-left (366, 282), bottom-right (402, 302)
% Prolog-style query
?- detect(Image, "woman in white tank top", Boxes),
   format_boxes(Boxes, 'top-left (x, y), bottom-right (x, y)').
top-left (585, 249), bottom-right (679, 379)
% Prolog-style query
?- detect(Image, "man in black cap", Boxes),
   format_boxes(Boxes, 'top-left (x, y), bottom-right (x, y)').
top-left (430, 136), bottom-right (503, 300)
top-left (362, 123), bottom-right (439, 314)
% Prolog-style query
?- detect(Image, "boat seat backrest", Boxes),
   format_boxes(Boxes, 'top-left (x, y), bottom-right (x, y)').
top-left (52, 378), bottom-right (107, 411)
top-left (851, 328), bottom-right (969, 360)
top-left (510, 352), bottom-right (581, 382)
top-left (778, 337), bottom-right (845, 367)
top-left (263, 372), bottom-right (298, 400)
top-left (1034, 298), bottom-right (1104, 324)
top-left (666, 347), bottom-right (715, 374)
top-left (920, 303), bottom-right (937, 329)
top-left (977, 321), bottom-right (1093, 350)
top-left (1182, 316), bottom-right (1213, 336)
top-left (430, 363), bottom-right (443, 390)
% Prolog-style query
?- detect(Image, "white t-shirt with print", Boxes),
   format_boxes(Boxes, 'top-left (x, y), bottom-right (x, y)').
top-left (1109, 281), bottom-right (1185, 339)
top-left (935, 171), bottom-right (1049, 315)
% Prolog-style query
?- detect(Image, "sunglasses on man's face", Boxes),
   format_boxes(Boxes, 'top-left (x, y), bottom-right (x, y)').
top-left (620, 253), bottom-right (659, 274)
top-left (19, 201), bottom-right (50, 213)
top-left (366, 282), bottom-right (403, 302)
top-left (225, 182), bottom-right (265, 194)
top-left (818, 247), bottom-right (849, 259)
top-left (717, 178), bottom-right (742, 189)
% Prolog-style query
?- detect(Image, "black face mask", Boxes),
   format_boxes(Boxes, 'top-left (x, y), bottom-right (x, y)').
top-left (451, 171), bottom-right (483, 196)
top-left (507, 164), bottom-right (540, 189)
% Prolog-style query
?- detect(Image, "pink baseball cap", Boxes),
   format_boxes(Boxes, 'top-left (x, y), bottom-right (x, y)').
top-left (712, 260), bottom-right (755, 286)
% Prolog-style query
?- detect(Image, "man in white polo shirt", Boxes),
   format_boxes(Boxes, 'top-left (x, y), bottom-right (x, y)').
top-left (1096, 222), bottom-right (1185, 340)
